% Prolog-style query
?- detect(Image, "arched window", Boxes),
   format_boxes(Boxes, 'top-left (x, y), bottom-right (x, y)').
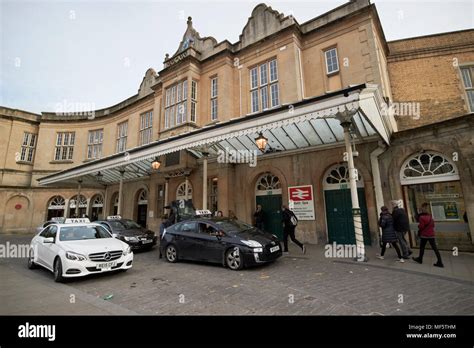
top-left (69, 195), bottom-right (87, 209)
top-left (137, 189), bottom-right (148, 205)
top-left (48, 196), bottom-right (65, 210)
top-left (91, 194), bottom-right (104, 207)
top-left (400, 151), bottom-right (459, 185)
top-left (255, 173), bottom-right (282, 196)
top-left (176, 182), bottom-right (193, 200)
top-left (91, 194), bottom-right (104, 221)
top-left (323, 164), bottom-right (363, 190)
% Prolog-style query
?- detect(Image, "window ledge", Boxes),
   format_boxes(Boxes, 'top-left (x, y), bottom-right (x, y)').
top-left (160, 122), bottom-right (199, 134)
top-left (15, 161), bottom-right (34, 166)
top-left (326, 70), bottom-right (340, 77)
top-left (83, 158), bottom-right (100, 163)
top-left (50, 160), bottom-right (74, 164)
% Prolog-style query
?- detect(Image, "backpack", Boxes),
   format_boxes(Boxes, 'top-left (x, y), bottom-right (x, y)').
top-left (290, 213), bottom-right (298, 227)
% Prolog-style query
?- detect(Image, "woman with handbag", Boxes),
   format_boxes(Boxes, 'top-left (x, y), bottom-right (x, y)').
top-left (377, 206), bottom-right (404, 262)
top-left (412, 202), bottom-right (444, 268)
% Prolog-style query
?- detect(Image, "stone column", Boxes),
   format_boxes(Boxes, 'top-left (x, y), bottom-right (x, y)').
top-left (341, 120), bottom-right (366, 261)
top-left (75, 179), bottom-right (82, 217)
top-left (117, 169), bottom-right (125, 215)
top-left (202, 152), bottom-right (209, 209)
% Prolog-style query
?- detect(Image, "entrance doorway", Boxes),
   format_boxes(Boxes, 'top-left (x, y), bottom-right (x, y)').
top-left (90, 194), bottom-right (104, 221)
top-left (323, 164), bottom-right (371, 245)
top-left (69, 195), bottom-right (87, 218)
top-left (255, 173), bottom-right (283, 239)
top-left (46, 196), bottom-right (65, 220)
top-left (136, 189), bottom-right (148, 228)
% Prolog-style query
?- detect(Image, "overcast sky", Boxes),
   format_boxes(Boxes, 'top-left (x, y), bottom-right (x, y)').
top-left (1, 0), bottom-right (473, 113)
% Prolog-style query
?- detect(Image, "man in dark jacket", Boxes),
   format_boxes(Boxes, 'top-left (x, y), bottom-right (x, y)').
top-left (391, 202), bottom-right (412, 259)
top-left (377, 206), bottom-right (404, 262)
top-left (254, 204), bottom-right (264, 230)
top-left (281, 205), bottom-right (305, 254)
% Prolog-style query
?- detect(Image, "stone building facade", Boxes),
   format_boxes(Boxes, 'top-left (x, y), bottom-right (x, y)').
top-left (1, 0), bottom-right (473, 251)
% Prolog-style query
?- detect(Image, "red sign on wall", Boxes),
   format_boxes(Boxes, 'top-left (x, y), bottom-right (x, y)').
top-left (15, 204), bottom-right (22, 210)
top-left (289, 186), bottom-right (313, 201)
top-left (288, 185), bottom-right (315, 220)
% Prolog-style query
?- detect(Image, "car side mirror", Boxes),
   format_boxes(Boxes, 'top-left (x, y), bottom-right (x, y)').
top-left (112, 233), bottom-right (118, 238)
top-left (43, 237), bottom-right (54, 244)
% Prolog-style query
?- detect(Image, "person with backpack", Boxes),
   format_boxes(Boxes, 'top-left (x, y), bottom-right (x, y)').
top-left (377, 206), bottom-right (404, 262)
top-left (412, 202), bottom-right (444, 268)
top-left (281, 205), bottom-right (306, 254)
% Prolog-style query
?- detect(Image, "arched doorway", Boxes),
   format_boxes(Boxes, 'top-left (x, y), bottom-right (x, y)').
top-left (110, 192), bottom-right (119, 216)
top-left (400, 151), bottom-right (468, 243)
top-left (323, 164), bottom-right (371, 245)
top-left (136, 189), bottom-right (148, 228)
top-left (47, 196), bottom-right (65, 220)
top-left (4, 195), bottom-right (30, 232)
top-left (255, 173), bottom-right (283, 238)
top-left (90, 194), bottom-right (104, 221)
top-left (176, 181), bottom-right (193, 201)
top-left (69, 195), bottom-right (87, 218)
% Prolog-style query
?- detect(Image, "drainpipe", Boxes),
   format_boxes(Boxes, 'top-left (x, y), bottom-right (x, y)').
top-left (370, 141), bottom-right (387, 217)
top-left (370, 142), bottom-right (387, 248)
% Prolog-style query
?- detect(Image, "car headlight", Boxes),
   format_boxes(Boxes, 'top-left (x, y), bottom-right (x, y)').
top-left (124, 236), bottom-right (139, 242)
top-left (65, 251), bottom-right (86, 261)
top-left (123, 246), bottom-right (131, 256)
top-left (253, 248), bottom-right (263, 253)
top-left (241, 240), bottom-right (262, 248)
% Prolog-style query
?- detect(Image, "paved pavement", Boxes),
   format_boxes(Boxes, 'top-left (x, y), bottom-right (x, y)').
top-left (1, 234), bottom-right (473, 315)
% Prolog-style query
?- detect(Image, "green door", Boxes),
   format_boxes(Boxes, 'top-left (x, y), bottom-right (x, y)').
top-left (256, 194), bottom-right (283, 239)
top-left (324, 188), bottom-right (371, 245)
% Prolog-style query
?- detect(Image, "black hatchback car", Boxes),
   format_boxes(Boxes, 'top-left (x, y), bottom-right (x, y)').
top-left (96, 217), bottom-right (157, 251)
top-left (160, 217), bottom-right (282, 270)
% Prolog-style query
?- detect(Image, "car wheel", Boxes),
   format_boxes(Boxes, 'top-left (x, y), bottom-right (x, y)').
top-left (226, 247), bottom-right (243, 270)
top-left (165, 244), bottom-right (178, 263)
top-left (27, 249), bottom-right (37, 269)
top-left (53, 258), bottom-right (65, 283)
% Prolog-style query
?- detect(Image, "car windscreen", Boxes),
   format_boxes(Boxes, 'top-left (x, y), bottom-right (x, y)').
top-left (213, 219), bottom-right (256, 234)
top-left (59, 226), bottom-right (112, 241)
top-left (107, 220), bottom-right (142, 230)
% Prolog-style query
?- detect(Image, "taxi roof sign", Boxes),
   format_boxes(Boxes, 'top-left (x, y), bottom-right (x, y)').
top-left (106, 215), bottom-right (122, 220)
top-left (195, 210), bottom-right (212, 216)
top-left (51, 217), bottom-right (65, 222)
top-left (64, 218), bottom-right (90, 224)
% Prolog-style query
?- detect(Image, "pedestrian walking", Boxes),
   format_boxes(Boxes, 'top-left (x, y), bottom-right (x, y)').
top-left (391, 201), bottom-right (412, 259)
top-left (254, 204), bottom-right (264, 230)
top-left (281, 205), bottom-right (305, 254)
top-left (412, 203), bottom-right (444, 268)
top-left (377, 206), bottom-right (404, 262)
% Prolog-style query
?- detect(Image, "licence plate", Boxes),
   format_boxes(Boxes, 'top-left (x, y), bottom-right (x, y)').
top-left (97, 261), bottom-right (117, 270)
top-left (270, 245), bottom-right (280, 253)
top-left (141, 239), bottom-right (152, 244)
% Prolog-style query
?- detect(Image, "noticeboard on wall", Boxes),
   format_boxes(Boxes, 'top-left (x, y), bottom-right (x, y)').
top-left (430, 201), bottom-right (459, 221)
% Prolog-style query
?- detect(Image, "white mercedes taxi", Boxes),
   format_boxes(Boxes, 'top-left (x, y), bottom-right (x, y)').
top-left (28, 218), bottom-right (133, 282)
